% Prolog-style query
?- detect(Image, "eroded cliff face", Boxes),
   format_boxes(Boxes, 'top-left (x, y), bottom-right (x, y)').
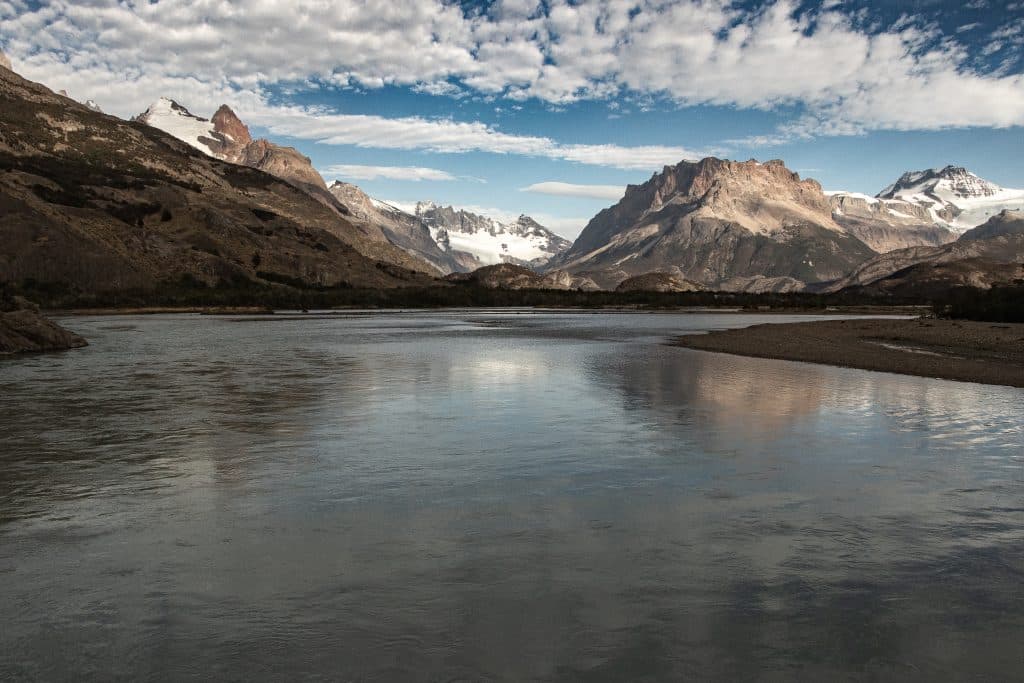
top-left (828, 193), bottom-right (957, 252)
top-left (550, 158), bottom-right (875, 291)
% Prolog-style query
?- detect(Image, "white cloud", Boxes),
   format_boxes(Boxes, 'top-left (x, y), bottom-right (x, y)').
top-left (243, 106), bottom-right (705, 170)
top-left (2, 0), bottom-right (1023, 146)
top-left (321, 165), bottom-right (457, 182)
top-left (521, 181), bottom-right (626, 200)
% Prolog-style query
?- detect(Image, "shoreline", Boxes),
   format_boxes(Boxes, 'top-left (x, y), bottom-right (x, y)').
top-left (47, 304), bottom-right (930, 317)
top-left (674, 318), bottom-right (1024, 388)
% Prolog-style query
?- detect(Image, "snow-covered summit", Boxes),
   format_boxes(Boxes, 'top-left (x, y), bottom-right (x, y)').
top-left (879, 166), bottom-right (1001, 201)
top-left (876, 166), bottom-right (1024, 232)
top-left (414, 202), bottom-right (571, 268)
top-left (134, 98), bottom-right (224, 154)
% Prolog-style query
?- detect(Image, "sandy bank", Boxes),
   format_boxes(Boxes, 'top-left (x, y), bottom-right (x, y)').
top-left (675, 318), bottom-right (1024, 388)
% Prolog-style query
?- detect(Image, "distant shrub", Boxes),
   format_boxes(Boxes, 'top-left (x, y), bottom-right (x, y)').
top-left (934, 284), bottom-right (1024, 322)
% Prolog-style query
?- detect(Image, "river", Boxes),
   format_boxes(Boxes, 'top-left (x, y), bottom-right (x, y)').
top-left (1, 311), bottom-right (1021, 680)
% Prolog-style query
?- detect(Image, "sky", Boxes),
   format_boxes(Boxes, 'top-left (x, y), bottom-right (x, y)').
top-left (2, 0), bottom-right (1023, 238)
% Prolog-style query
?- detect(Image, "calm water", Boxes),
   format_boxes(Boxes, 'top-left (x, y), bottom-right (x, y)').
top-left (1, 311), bottom-right (1022, 681)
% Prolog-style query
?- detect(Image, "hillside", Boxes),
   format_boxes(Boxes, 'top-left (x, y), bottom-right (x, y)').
top-left (0, 64), bottom-right (437, 302)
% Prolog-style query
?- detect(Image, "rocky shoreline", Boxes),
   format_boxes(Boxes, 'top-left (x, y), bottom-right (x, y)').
top-left (674, 318), bottom-right (1024, 388)
top-left (0, 299), bottom-right (87, 355)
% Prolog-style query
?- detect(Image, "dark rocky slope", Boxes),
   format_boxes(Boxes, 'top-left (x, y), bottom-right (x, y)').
top-left (828, 211), bottom-right (1024, 297)
top-left (0, 65), bottom-right (436, 301)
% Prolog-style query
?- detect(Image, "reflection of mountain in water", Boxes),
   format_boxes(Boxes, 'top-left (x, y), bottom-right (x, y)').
top-left (596, 344), bottom-right (829, 442)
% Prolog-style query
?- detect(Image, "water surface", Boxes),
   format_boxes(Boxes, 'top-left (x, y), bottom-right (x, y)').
top-left (1, 311), bottom-right (1022, 681)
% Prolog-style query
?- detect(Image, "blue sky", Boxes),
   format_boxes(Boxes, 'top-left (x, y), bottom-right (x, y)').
top-left (2, 0), bottom-right (1022, 237)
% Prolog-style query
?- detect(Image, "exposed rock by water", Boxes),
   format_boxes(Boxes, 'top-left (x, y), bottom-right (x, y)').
top-left (0, 297), bottom-right (86, 354)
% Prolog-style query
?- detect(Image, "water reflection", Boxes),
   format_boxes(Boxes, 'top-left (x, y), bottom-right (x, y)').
top-left (0, 312), bottom-right (1021, 680)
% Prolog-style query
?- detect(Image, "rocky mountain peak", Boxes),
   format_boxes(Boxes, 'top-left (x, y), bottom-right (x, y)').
top-left (879, 165), bottom-right (1002, 200)
top-left (553, 156), bottom-right (873, 290)
top-left (136, 97), bottom-right (329, 192)
top-left (623, 157), bottom-right (834, 233)
top-left (211, 104), bottom-right (252, 146)
top-left (328, 181), bottom-right (376, 219)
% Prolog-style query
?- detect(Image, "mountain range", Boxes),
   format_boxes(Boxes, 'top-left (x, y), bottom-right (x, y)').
top-left (134, 98), bottom-right (571, 276)
top-left (2, 56), bottom-right (1022, 300)
top-left (547, 158), bottom-right (1022, 292)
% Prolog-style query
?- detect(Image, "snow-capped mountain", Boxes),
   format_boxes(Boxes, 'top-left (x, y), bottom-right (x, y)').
top-left (876, 166), bottom-right (1024, 233)
top-left (134, 98), bottom-right (228, 154)
top-left (414, 202), bottom-right (572, 270)
top-left (134, 98), bottom-right (327, 193)
top-left (328, 182), bottom-right (462, 275)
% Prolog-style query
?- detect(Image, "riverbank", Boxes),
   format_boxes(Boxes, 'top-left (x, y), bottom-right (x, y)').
top-left (47, 304), bottom-right (930, 316)
top-left (674, 318), bottom-right (1024, 388)
top-left (49, 306), bottom-right (275, 316)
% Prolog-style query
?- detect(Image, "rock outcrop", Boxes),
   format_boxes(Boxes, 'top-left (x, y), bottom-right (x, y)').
top-left (446, 264), bottom-right (599, 290)
top-left (549, 157), bottom-right (876, 291)
top-left (615, 272), bottom-right (704, 292)
top-left (135, 100), bottom-right (327, 193)
top-left (0, 296), bottom-right (86, 354)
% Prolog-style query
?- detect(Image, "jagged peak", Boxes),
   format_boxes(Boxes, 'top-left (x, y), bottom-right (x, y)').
top-left (211, 104), bottom-right (252, 145)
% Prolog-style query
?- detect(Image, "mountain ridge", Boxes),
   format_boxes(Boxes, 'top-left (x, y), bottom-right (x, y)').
top-left (0, 64), bottom-right (437, 301)
top-left (548, 157), bottom-right (877, 291)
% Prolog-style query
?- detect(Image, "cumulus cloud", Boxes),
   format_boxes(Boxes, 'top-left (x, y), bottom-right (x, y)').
top-left (321, 165), bottom-right (458, 182)
top-left (521, 181), bottom-right (626, 199)
top-left (2, 0), bottom-right (1022, 149)
top-left (244, 106), bottom-right (704, 170)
